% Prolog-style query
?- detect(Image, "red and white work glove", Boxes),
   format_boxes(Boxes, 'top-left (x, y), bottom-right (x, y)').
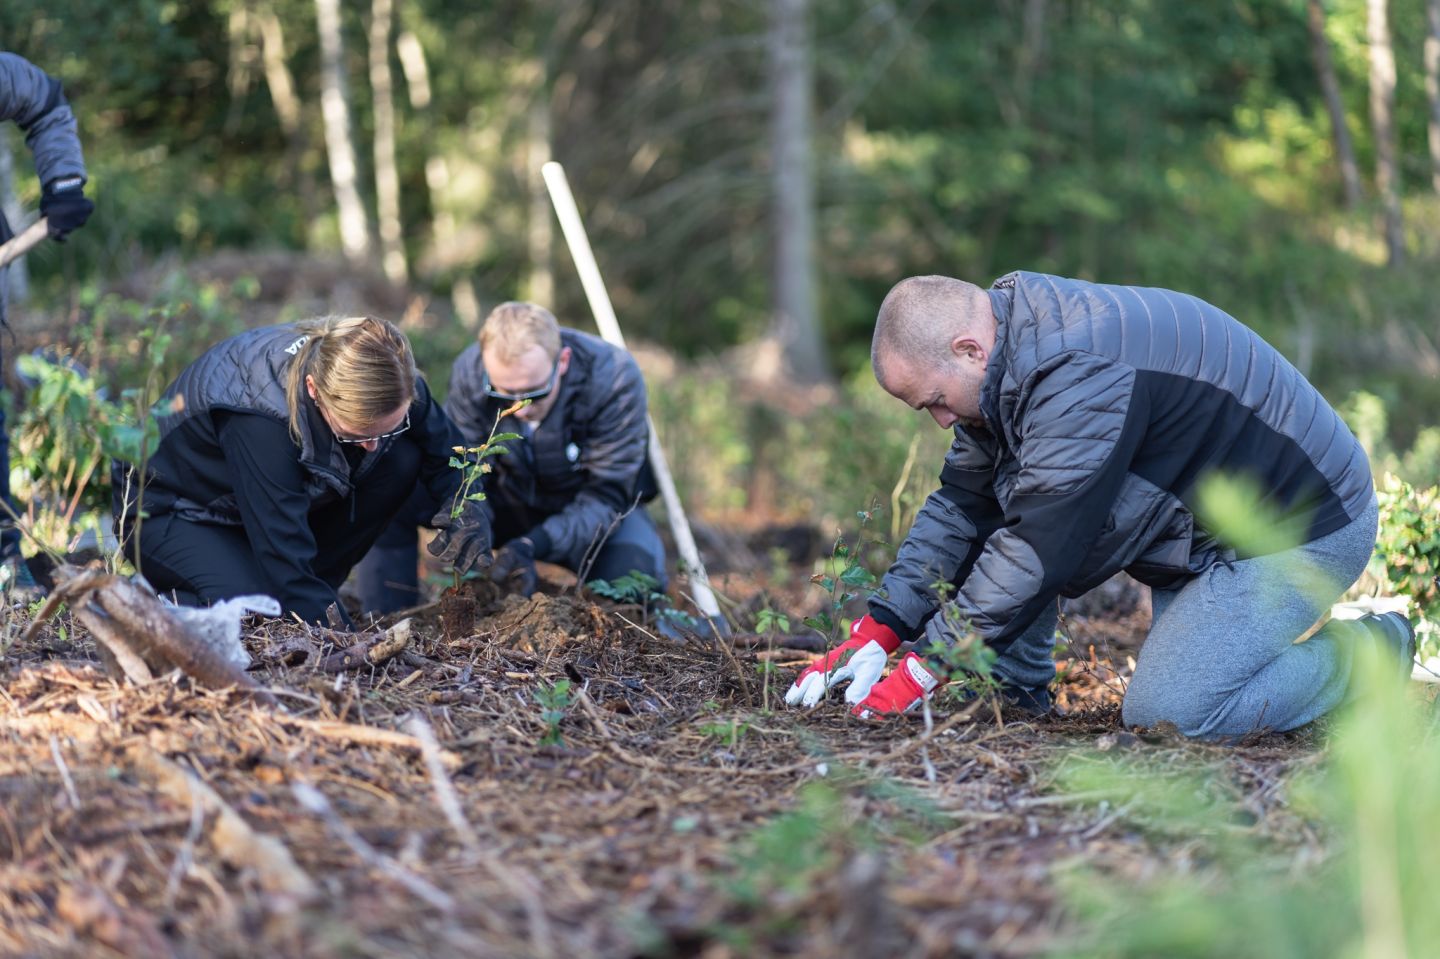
top-left (784, 615), bottom-right (901, 708)
top-left (851, 652), bottom-right (947, 719)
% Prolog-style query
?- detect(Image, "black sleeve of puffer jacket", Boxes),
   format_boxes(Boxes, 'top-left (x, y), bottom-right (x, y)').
top-left (216, 411), bottom-right (345, 625)
top-left (925, 352), bottom-right (1150, 657)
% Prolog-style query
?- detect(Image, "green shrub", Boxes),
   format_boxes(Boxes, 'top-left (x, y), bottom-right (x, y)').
top-left (1373, 473), bottom-right (1440, 655)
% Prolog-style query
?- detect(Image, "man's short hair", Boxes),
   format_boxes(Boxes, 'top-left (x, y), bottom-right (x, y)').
top-left (479, 301), bottom-right (562, 362)
top-left (871, 275), bottom-right (985, 374)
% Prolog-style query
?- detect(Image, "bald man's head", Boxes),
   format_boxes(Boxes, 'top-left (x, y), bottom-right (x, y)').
top-left (871, 276), bottom-right (997, 429)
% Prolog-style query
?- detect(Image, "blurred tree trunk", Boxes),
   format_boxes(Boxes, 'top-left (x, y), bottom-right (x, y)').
top-left (369, 0), bottom-right (407, 283)
top-left (1307, 0), bottom-right (1363, 209)
top-left (1366, 0), bottom-right (1404, 266)
top-left (524, 60), bottom-right (554, 306)
top-left (395, 27), bottom-right (456, 272)
top-left (0, 128), bottom-right (29, 307)
top-left (225, 5), bottom-right (258, 135)
top-left (1426, 0), bottom-right (1440, 193)
top-left (768, 0), bottom-right (829, 384)
top-left (315, 0), bottom-right (373, 265)
top-left (254, 2), bottom-right (321, 232)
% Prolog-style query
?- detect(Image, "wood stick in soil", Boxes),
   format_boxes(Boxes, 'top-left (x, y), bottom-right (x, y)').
top-left (317, 618), bottom-right (413, 672)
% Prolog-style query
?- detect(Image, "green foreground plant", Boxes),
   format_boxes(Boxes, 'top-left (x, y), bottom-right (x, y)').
top-left (1050, 647), bottom-right (1440, 959)
top-left (533, 679), bottom-right (574, 747)
top-left (804, 506), bottom-right (885, 653)
top-left (1374, 473), bottom-right (1439, 656)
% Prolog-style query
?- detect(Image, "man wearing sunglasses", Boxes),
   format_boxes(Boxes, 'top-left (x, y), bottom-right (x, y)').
top-left (357, 301), bottom-right (665, 611)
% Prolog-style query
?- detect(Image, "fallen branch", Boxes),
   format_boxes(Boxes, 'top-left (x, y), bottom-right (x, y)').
top-left (128, 744), bottom-right (317, 903)
top-left (26, 566), bottom-right (276, 706)
top-left (404, 713), bottom-right (480, 852)
top-left (317, 618), bottom-right (413, 672)
top-left (274, 714), bottom-right (462, 767)
top-left (290, 780), bottom-right (453, 912)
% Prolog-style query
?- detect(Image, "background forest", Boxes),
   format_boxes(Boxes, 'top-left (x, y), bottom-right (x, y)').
top-left (2, 0), bottom-right (1438, 517)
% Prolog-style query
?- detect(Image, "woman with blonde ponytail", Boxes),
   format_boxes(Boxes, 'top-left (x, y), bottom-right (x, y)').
top-left (112, 316), bottom-right (492, 625)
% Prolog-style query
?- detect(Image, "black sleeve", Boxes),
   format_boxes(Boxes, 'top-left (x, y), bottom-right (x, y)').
top-left (215, 412), bottom-right (342, 624)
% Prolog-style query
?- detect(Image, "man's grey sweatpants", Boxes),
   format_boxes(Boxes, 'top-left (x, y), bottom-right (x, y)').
top-left (992, 497), bottom-right (1380, 740)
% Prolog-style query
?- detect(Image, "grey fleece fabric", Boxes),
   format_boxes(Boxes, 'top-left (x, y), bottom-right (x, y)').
top-left (0, 52), bottom-right (87, 188)
top-left (1123, 496), bottom-right (1378, 740)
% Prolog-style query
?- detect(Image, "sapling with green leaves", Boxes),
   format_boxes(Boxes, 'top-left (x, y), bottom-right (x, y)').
top-left (803, 506), bottom-right (884, 653)
top-left (784, 506), bottom-right (895, 709)
top-left (534, 678), bottom-right (574, 747)
top-left (587, 570), bottom-right (699, 631)
top-left (442, 399), bottom-right (527, 586)
top-left (754, 607), bottom-right (791, 710)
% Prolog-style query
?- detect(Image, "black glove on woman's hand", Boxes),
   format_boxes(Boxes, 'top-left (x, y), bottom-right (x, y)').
top-left (427, 501), bottom-right (493, 576)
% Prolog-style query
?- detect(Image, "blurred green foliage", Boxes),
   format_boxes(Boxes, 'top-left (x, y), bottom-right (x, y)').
top-left (1374, 473), bottom-right (1440, 653)
top-left (0, 0), bottom-right (1436, 453)
top-left (1053, 647), bottom-right (1440, 959)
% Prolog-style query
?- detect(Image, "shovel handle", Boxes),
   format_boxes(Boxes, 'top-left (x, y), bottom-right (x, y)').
top-left (0, 218), bottom-right (49, 270)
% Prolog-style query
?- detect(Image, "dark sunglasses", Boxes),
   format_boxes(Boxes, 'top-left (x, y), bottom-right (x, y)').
top-left (482, 357), bottom-right (561, 404)
top-left (334, 410), bottom-right (410, 445)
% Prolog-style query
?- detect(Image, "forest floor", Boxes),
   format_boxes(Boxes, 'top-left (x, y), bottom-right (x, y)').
top-left (0, 549), bottom-right (1338, 959)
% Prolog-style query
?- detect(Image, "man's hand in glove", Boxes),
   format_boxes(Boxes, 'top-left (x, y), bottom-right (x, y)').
top-left (851, 652), bottom-right (946, 719)
top-left (488, 537), bottom-right (539, 598)
top-left (40, 176), bottom-right (94, 240)
top-left (427, 501), bottom-right (492, 576)
top-left (784, 614), bottom-right (901, 708)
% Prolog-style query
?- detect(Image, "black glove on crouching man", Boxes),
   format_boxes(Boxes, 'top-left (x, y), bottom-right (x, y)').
top-left (488, 537), bottom-right (538, 598)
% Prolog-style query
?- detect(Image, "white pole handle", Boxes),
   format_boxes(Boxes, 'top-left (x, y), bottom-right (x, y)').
top-left (0, 218), bottom-right (49, 270)
top-left (540, 161), bottom-right (726, 631)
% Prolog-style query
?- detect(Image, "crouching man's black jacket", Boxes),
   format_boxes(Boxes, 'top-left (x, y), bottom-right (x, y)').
top-left (443, 329), bottom-right (652, 564)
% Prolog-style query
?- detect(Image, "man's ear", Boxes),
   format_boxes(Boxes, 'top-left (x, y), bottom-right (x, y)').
top-left (556, 346), bottom-right (573, 377)
top-left (949, 335), bottom-right (985, 364)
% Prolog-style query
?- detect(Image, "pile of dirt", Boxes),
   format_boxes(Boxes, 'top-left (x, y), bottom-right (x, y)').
top-left (0, 589), bottom-right (1324, 958)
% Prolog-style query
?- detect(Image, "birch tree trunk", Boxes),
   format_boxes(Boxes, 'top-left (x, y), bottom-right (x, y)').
top-left (369, 0), bottom-right (407, 283)
top-left (255, 3), bottom-right (322, 230)
top-left (525, 60), bottom-right (554, 306)
top-left (768, 0), bottom-right (829, 384)
top-left (1426, 0), bottom-right (1440, 193)
top-left (1307, 0), bottom-right (1364, 209)
top-left (315, 0), bottom-right (372, 264)
top-left (1367, 0), bottom-right (1405, 266)
top-left (396, 28), bottom-right (456, 268)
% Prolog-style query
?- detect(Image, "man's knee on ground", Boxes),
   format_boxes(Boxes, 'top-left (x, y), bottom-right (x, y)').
top-left (1121, 686), bottom-right (1223, 739)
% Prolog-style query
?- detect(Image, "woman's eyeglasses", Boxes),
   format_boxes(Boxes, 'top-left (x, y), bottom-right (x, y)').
top-left (333, 410), bottom-right (411, 445)
top-left (482, 357), bottom-right (561, 404)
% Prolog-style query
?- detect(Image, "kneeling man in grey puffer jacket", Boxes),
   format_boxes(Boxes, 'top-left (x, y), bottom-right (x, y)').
top-left (785, 272), bottom-right (1415, 740)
